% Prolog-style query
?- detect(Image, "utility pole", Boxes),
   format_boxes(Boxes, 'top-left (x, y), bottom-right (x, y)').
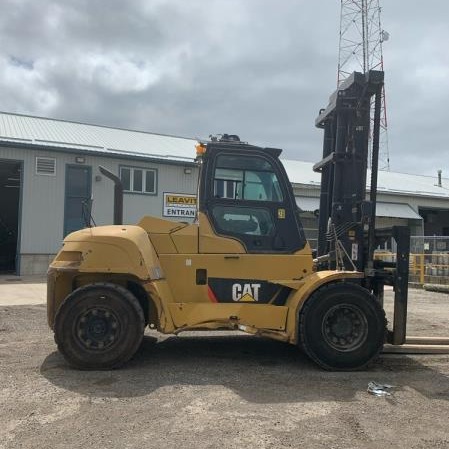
top-left (337, 0), bottom-right (390, 171)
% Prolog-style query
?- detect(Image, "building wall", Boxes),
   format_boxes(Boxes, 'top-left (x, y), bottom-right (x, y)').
top-left (0, 145), bottom-right (198, 275)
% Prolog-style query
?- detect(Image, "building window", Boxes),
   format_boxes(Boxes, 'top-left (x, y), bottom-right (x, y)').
top-left (213, 156), bottom-right (284, 202)
top-left (214, 179), bottom-right (238, 199)
top-left (119, 166), bottom-right (157, 194)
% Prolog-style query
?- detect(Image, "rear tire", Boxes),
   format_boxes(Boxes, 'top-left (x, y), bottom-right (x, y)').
top-left (299, 282), bottom-right (386, 370)
top-left (54, 283), bottom-right (145, 370)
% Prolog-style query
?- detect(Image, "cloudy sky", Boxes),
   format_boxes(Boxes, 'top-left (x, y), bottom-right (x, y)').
top-left (1, 0), bottom-right (448, 176)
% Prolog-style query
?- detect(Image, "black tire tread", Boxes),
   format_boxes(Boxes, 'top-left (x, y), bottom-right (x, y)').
top-left (299, 282), bottom-right (386, 371)
top-left (54, 282), bottom-right (145, 370)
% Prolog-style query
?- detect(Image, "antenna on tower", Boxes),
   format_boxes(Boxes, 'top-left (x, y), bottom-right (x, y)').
top-left (337, 0), bottom-right (390, 171)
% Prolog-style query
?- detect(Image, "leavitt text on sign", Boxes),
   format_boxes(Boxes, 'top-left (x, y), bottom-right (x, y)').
top-left (163, 192), bottom-right (197, 218)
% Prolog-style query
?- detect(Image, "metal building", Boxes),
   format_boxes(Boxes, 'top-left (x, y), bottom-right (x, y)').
top-left (0, 111), bottom-right (448, 275)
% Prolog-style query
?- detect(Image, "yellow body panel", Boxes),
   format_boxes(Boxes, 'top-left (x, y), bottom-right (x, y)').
top-left (158, 255), bottom-right (205, 303)
top-left (138, 215), bottom-right (188, 234)
top-left (51, 225), bottom-right (161, 279)
top-left (168, 303), bottom-right (288, 331)
top-left (148, 234), bottom-right (178, 254)
top-left (143, 280), bottom-right (177, 333)
top-left (158, 252), bottom-right (313, 304)
top-left (138, 215), bottom-right (188, 254)
top-left (171, 224), bottom-right (199, 253)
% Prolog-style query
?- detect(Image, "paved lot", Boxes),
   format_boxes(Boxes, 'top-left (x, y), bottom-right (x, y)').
top-left (0, 280), bottom-right (449, 449)
top-left (0, 275), bottom-right (46, 306)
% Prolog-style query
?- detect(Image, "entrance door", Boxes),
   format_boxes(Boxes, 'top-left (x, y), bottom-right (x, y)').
top-left (0, 160), bottom-right (22, 273)
top-left (64, 165), bottom-right (92, 236)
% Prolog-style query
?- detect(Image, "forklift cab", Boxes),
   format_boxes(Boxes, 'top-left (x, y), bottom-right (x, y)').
top-left (197, 136), bottom-right (307, 255)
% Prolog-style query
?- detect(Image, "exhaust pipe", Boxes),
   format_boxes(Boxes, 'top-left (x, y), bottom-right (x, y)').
top-left (99, 166), bottom-right (123, 225)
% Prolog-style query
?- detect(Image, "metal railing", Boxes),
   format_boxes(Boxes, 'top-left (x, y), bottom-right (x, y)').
top-left (410, 236), bottom-right (449, 254)
top-left (375, 236), bottom-right (449, 286)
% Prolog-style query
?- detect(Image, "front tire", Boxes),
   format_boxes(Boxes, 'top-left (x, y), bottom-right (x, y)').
top-left (299, 282), bottom-right (386, 370)
top-left (54, 283), bottom-right (145, 370)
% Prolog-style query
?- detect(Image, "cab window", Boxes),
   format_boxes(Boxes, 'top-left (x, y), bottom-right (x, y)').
top-left (212, 205), bottom-right (274, 236)
top-left (213, 155), bottom-right (283, 202)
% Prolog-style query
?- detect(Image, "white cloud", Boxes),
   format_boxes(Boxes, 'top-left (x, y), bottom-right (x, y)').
top-left (76, 53), bottom-right (160, 93)
top-left (0, 56), bottom-right (58, 113)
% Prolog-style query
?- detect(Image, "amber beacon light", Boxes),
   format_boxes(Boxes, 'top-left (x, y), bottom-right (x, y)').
top-left (195, 143), bottom-right (206, 156)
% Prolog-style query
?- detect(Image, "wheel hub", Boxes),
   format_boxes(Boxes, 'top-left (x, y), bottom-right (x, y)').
top-left (322, 304), bottom-right (368, 352)
top-left (76, 307), bottom-right (120, 350)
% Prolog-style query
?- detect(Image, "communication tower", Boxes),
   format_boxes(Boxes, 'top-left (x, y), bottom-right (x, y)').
top-left (337, 0), bottom-right (390, 170)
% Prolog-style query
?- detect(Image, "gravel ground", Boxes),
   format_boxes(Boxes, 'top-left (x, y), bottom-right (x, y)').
top-left (0, 288), bottom-right (449, 449)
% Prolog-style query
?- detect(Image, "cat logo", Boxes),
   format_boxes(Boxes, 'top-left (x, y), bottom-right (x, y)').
top-left (232, 283), bottom-right (261, 302)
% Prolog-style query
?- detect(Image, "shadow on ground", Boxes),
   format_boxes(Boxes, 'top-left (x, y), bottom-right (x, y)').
top-left (40, 333), bottom-right (449, 404)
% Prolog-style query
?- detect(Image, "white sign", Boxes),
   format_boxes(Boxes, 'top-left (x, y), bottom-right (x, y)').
top-left (351, 243), bottom-right (359, 261)
top-left (163, 192), bottom-right (197, 218)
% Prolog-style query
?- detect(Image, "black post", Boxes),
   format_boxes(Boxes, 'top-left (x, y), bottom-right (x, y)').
top-left (99, 166), bottom-right (123, 225)
top-left (317, 118), bottom-right (334, 258)
top-left (391, 226), bottom-right (410, 345)
top-left (367, 79), bottom-right (383, 269)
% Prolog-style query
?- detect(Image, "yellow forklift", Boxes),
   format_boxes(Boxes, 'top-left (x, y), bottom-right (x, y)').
top-left (47, 71), bottom-right (422, 370)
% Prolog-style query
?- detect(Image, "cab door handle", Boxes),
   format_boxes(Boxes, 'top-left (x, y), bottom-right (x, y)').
top-left (224, 255), bottom-right (240, 259)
